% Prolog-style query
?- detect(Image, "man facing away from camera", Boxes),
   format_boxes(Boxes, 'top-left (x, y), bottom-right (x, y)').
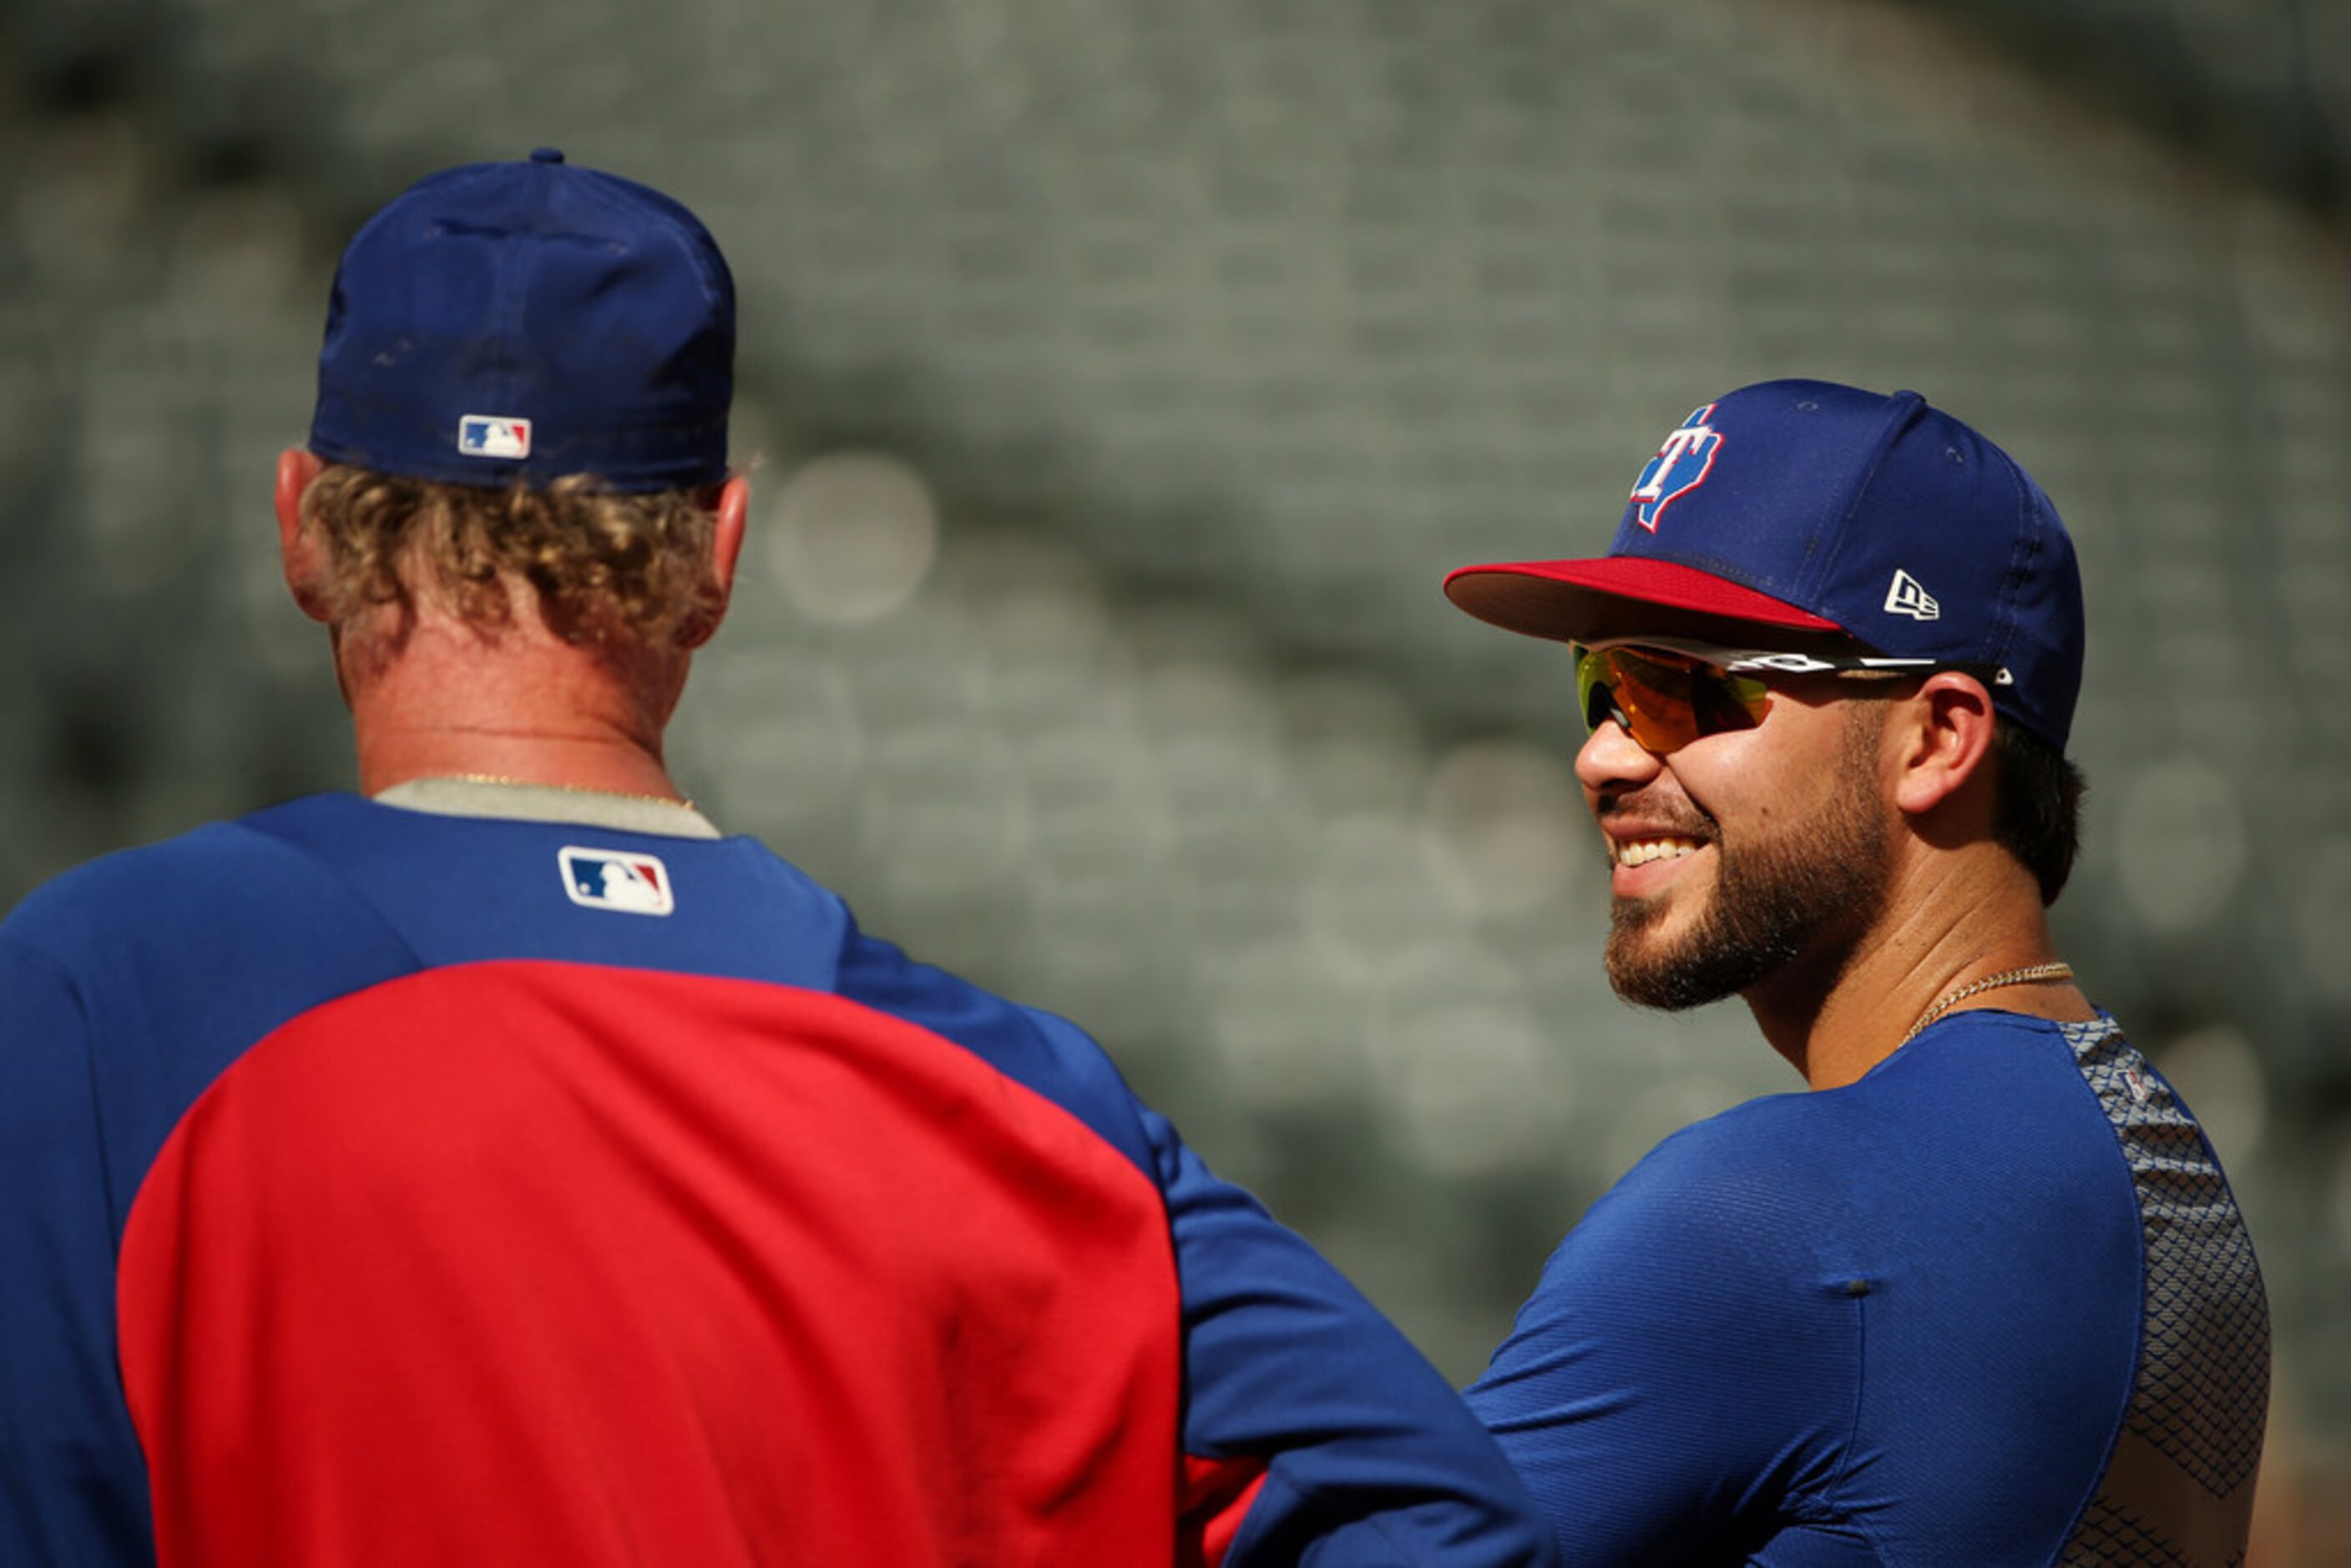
top-left (1444, 380), bottom-right (2269, 1566)
top-left (0, 150), bottom-right (1558, 1568)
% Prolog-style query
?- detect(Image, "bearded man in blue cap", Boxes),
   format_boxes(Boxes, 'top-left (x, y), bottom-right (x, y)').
top-left (0, 151), bottom-right (1557, 1568)
top-left (1447, 381), bottom-right (2269, 1566)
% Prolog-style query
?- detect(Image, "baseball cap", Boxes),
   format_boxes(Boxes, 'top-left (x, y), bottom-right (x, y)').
top-left (308, 149), bottom-right (733, 493)
top-left (1443, 379), bottom-right (2086, 749)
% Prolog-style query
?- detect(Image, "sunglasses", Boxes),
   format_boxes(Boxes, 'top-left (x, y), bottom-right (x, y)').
top-left (1573, 640), bottom-right (2005, 755)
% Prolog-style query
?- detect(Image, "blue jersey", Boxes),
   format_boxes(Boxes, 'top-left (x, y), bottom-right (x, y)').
top-left (1469, 1011), bottom-right (2268, 1566)
top-left (0, 790), bottom-right (1555, 1568)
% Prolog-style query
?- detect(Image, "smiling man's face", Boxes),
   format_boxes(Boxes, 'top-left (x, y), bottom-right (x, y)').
top-left (1576, 670), bottom-right (1894, 1011)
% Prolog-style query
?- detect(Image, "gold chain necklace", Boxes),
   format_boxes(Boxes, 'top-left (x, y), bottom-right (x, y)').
top-left (1900, 962), bottom-right (2075, 1046)
top-left (440, 773), bottom-right (697, 812)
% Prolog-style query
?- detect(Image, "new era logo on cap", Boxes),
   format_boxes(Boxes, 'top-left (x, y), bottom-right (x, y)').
top-left (1884, 569), bottom-right (1939, 621)
top-left (458, 414), bottom-right (533, 460)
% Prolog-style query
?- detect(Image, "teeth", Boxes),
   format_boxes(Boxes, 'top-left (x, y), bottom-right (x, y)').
top-left (1615, 837), bottom-right (1701, 867)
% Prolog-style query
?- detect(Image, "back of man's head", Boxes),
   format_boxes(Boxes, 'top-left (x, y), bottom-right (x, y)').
top-left (294, 150), bottom-right (736, 647)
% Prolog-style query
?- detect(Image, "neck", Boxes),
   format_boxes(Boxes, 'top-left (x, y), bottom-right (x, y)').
top-left (337, 607), bottom-right (690, 802)
top-left (1743, 841), bottom-right (2095, 1090)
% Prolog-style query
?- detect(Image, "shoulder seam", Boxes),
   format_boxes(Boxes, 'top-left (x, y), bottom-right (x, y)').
top-left (815, 883), bottom-right (857, 996)
top-left (224, 818), bottom-right (430, 972)
top-left (825, 922), bottom-right (1162, 1186)
top-left (2045, 1025), bottom-right (2154, 1560)
top-left (1819, 1282), bottom-right (1884, 1560)
top-left (0, 933), bottom-right (122, 1237)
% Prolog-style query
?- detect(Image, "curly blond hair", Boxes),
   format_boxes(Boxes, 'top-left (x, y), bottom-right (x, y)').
top-left (297, 465), bottom-right (724, 645)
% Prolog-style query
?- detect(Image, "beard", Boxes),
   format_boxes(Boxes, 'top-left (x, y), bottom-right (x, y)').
top-left (1604, 715), bottom-right (1891, 1011)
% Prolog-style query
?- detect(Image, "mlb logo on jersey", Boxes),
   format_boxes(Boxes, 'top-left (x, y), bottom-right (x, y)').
top-left (559, 847), bottom-right (675, 916)
top-left (1628, 403), bottom-right (1722, 532)
top-left (458, 414), bottom-right (533, 460)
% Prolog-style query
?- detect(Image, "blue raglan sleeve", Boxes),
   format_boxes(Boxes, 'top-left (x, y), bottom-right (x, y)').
top-left (1127, 1093), bottom-right (1558, 1568)
top-left (0, 932), bottom-right (154, 1565)
top-left (1465, 1107), bottom-right (1863, 1565)
top-left (836, 923), bottom-right (1553, 1568)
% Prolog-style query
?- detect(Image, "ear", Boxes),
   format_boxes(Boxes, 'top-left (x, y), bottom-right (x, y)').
top-left (275, 448), bottom-right (332, 624)
top-left (680, 473), bottom-right (750, 650)
top-left (1889, 671), bottom-right (1999, 817)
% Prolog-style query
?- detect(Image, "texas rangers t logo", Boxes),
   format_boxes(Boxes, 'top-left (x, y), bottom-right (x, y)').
top-left (1629, 403), bottom-right (1722, 532)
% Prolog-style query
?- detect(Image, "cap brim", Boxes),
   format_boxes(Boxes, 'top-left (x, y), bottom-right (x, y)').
top-left (1443, 557), bottom-right (1846, 647)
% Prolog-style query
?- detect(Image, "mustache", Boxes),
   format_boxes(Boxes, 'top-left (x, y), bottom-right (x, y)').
top-left (1594, 787), bottom-right (1717, 841)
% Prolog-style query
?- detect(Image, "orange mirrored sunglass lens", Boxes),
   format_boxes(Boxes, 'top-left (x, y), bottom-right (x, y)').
top-left (1574, 645), bottom-right (1770, 754)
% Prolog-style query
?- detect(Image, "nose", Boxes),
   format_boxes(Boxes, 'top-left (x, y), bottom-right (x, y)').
top-left (1575, 716), bottom-right (1664, 802)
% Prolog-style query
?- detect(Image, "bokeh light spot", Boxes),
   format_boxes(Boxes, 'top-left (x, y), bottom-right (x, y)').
top-left (766, 451), bottom-right (940, 623)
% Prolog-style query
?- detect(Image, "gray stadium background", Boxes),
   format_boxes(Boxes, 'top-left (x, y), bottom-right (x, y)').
top-left (4, 0), bottom-right (2346, 1556)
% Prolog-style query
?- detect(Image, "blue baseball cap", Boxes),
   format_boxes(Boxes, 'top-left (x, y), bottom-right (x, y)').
top-left (308, 149), bottom-right (733, 493)
top-left (1444, 379), bottom-right (2086, 749)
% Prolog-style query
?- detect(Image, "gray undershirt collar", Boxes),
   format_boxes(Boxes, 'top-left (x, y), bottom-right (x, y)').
top-left (372, 777), bottom-right (724, 839)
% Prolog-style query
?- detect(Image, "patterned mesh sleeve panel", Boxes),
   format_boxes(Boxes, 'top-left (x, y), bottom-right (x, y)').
top-left (2058, 1019), bottom-right (2270, 1568)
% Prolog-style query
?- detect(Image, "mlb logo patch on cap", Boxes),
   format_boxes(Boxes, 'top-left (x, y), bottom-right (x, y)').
top-left (559, 846), bottom-right (674, 915)
top-left (309, 150), bottom-right (734, 492)
top-left (458, 415), bottom-right (533, 460)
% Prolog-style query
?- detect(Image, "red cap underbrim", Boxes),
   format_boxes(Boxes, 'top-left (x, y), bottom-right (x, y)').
top-left (1443, 557), bottom-right (1845, 646)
